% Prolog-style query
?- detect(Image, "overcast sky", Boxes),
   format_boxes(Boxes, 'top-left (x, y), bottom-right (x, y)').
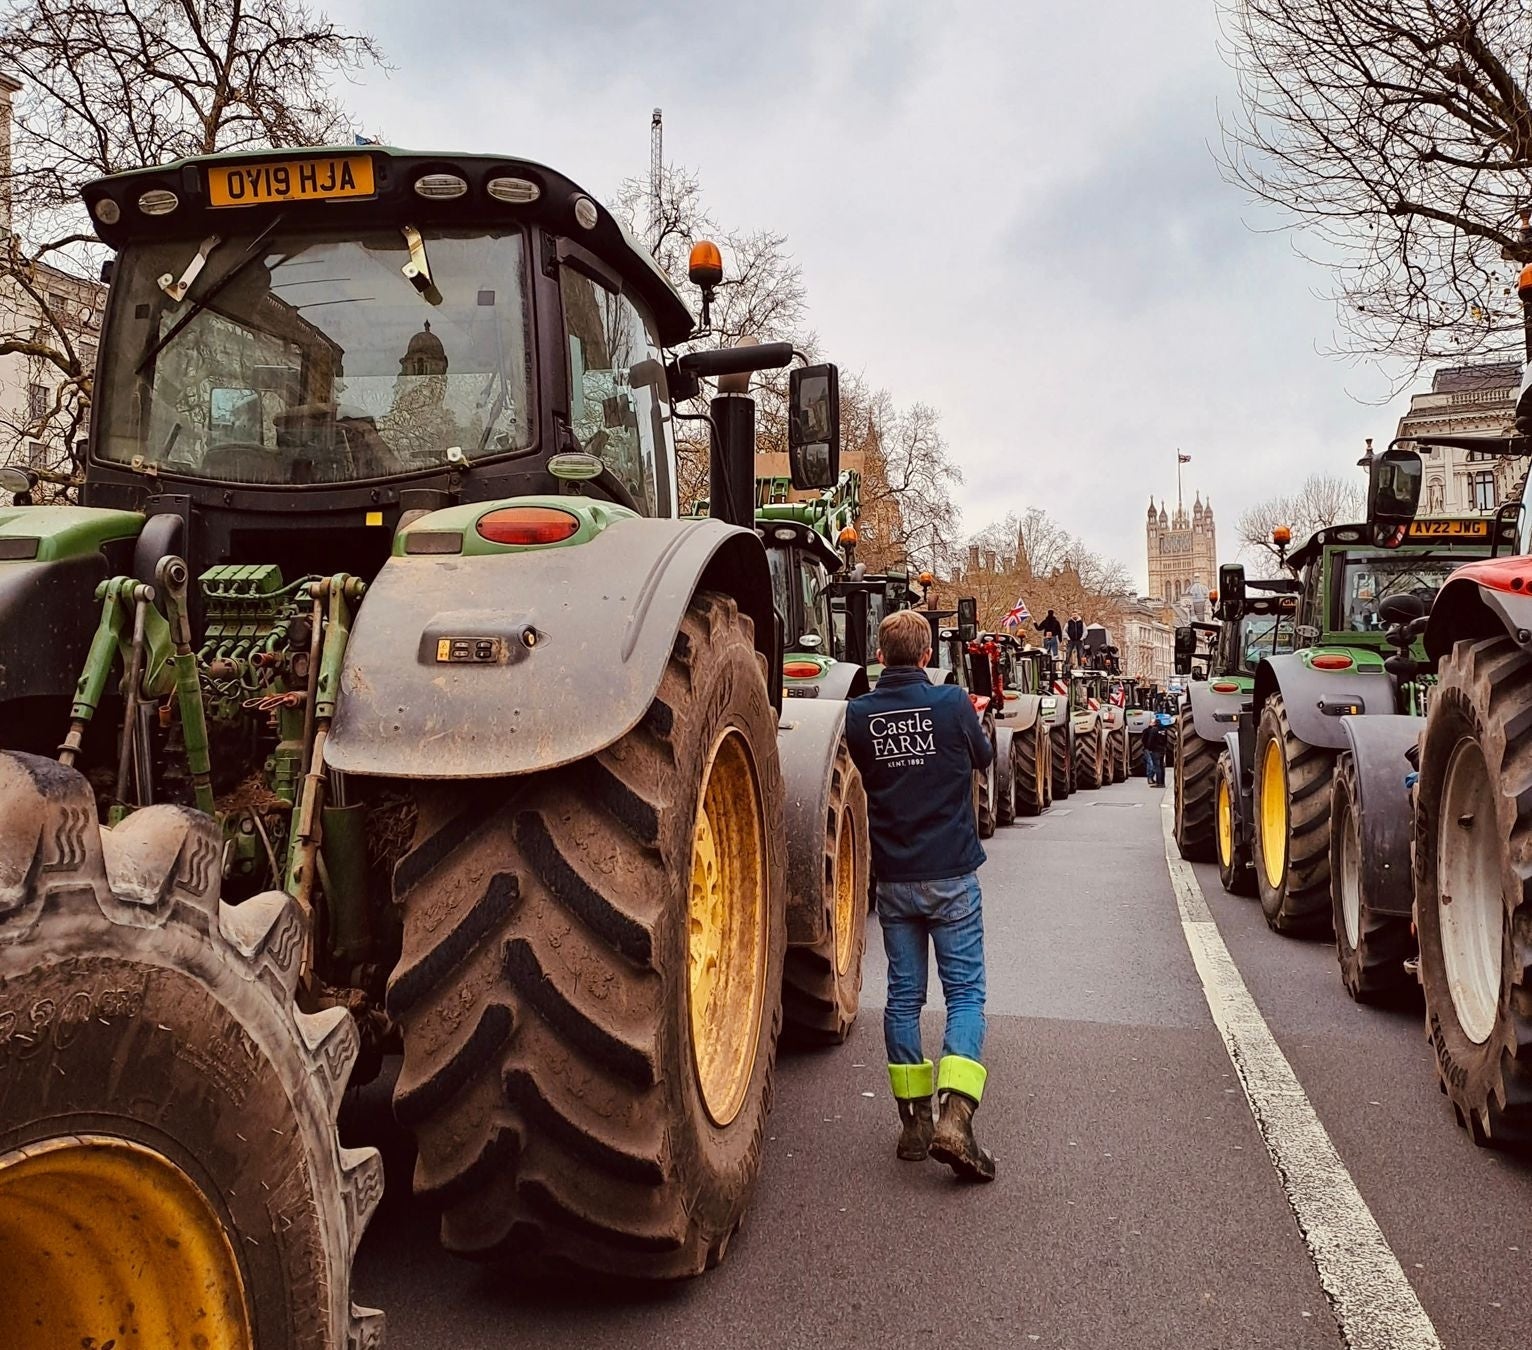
top-left (326, 0), bottom-right (1425, 592)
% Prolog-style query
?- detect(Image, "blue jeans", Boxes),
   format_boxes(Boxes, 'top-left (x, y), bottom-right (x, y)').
top-left (878, 873), bottom-right (987, 1066)
top-left (1144, 748), bottom-right (1163, 784)
top-left (1066, 639), bottom-right (1085, 666)
top-left (1043, 635), bottom-right (1059, 659)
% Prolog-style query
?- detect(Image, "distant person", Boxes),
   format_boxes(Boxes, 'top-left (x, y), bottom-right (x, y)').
top-left (846, 608), bottom-right (997, 1183)
top-left (1065, 613), bottom-right (1086, 668)
top-left (1036, 608), bottom-right (1062, 659)
top-left (1141, 713), bottom-right (1169, 787)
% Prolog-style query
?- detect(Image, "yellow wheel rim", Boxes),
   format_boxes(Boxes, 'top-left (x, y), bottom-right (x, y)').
top-left (0, 1135), bottom-right (252, 1350)
top-left (832, 807), bottom-right (857, 977)
top-left (1259, 737), bottom-right (1288, 892)
top-left (688, 727), bottom-right (769, 1127)
top-left (1217, 775), bottom-right (1234, 868)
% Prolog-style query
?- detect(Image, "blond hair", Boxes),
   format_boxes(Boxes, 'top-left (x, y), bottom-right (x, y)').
top-left (878, 609), bottom-right (933, 667)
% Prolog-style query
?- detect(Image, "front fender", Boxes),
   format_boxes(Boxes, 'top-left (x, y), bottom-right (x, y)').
top-left (1256, 652), bottom-right (1396, 752)
top-left (1001, 692), bottom-right (1042, 732)
top-left (1424, 568), bottom-right (1532, 662)
top-left (777, 698), bottom-right (856, 947)
top-left (327, 517), bottom-right (775, 778)
top-left (785, 658), bottom-right (869, 704)
top-left (1338, 714), bottom-right (1425, 917)
top-left (1187, 677), bottom-right (1249, 743)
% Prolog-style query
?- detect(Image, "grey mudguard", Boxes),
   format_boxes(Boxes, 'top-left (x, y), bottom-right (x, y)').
top-left (1221, 730), bottom-right (1250, 846)
top-left (778, 697), bottom-right (849, 946)
top-left (1338, 714), bottom-right (1425, 917)
top-left (1186, 679), bottom-right (1249, 743)
top-left (788, 658), bottom-right (869, 704)
top-left (1000, 691), bottom-right (1042, 733)
top-left (1257, 653), bottom-right (1397, 751)
top-left (326, 516), bottom-right (773, 779)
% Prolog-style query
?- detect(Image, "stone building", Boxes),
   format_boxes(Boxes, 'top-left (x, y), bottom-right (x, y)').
top-left (1118, 596), bottom-right (1174, 686)
top-left (0, 75), bottom-right (107, 486)
top-left (1392, 361), bottom-right (1522, 515)
top-left (1146, 490), bottom-right (1216, 605)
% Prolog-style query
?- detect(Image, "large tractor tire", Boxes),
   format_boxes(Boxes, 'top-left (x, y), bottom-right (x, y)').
top-left (1415, 637), bottom-right (1532, 1146)
top-left (1214, 749), bottom-right (1254, 897)
top-left (1074, 725), bottom-right (1103, 791)
top-left (1330, 752), bottom-right (1414, 1001)
top-left (782, 739), bottom-right (869, 1045)
top-left (1049, 724), bottom-right (1073, 800)
top-left (1129, 731), bottom-right (1145, 778)
top-left (975, 714), bottom-right (999, 839)
top-left (0, 752), bottom-right (382, 1350)
top-left (1013, 723), bottom-right (1047, 817)
top-left (994, 727), bottom-right (1016, 827)
top-left (1173, 705), bottom-right (1216, 861)
top-left (388, 591), bottom-right (788, 1278)
top-left (1109, 728), bottom-right (1128, 784)
top-left (1252, 694), bottom-right (1335, 937)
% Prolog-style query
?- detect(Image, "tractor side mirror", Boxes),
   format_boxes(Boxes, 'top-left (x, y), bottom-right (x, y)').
top-left (1217, 563), bottom-right (1245, 621)
top-left (956, 596), bottom-right (978, 643)
top-left (1173, 625), bottom-right (1195, 675)
top-left (1367, 446), bottom-right (1423, 525)
top-left (788, 364), bottom-right (840, 490)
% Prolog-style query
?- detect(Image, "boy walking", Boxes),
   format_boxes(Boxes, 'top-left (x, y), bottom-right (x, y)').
top-left (845, 609), bottom-right (998, 1182)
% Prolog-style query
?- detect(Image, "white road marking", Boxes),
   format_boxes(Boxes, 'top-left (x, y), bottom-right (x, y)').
top-left (1160, 800), bottom-right (1441, 1350)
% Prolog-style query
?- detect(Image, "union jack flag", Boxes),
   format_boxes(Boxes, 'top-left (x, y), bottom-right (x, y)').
top-left (1001, 596), bottom-right (1030, 630)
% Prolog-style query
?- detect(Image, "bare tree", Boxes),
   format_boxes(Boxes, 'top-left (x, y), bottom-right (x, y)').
top-left (0, 0), bottom-right (382, 484)
top-left (1223, 0), bottom-right (1532, 370)
top-left (956, 507), bottom-right (1131, 633)
top-left (612, 163), bottom-right (807, 511)
top-left (1236, 470), bottom-right (1364, 564)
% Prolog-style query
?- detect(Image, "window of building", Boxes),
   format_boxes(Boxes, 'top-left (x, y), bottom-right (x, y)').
top-left (26, 383), bottom-right (48, 423)
top-left (26, 440), bottom-right (47, 468)
top-left (1472, 470), bottom-right (1496, 512)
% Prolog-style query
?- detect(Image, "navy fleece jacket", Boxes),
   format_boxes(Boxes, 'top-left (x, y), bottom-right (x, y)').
top-left (845, 665), bottom-right (993, 882)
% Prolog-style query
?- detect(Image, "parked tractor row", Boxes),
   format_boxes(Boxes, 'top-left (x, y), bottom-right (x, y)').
top-left (0, 142), bottom-right (887, 1343)
top-left (1172, 361), bottom-right (1532, 1147)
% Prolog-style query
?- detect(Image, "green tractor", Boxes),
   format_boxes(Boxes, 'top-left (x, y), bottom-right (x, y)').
top-left (750, 472), bottom-right (871, 1042)
top-left (0, 143), bottom-right (864, 1339)
top-left (1040, 653), bottom-right (1076, 800)
top-left (923, 599), bottom-right (1004, 837)
top-left (1065, 668), bottom-right (1111, 791)
top-left (1232, 516), bottom-right (1501, 948)
top-left (1170, 567), bottom-right (1299, 875)
top-left (980, 632), bottom-right (1055, 819)
top-left (1337, 388), bottom-right (1532, 1136)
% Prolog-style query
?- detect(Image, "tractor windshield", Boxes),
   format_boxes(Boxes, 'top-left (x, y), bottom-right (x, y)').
top-left (1238, 611), bottom-right (1296, 669)
top-left (96, 226), bottom-right (534, 485)
top-left (1332, 552), bottom-right (1470, 633)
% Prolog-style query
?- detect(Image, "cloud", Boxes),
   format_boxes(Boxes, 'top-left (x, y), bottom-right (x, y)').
top-left (324, 0), bottom-right (1422, 594)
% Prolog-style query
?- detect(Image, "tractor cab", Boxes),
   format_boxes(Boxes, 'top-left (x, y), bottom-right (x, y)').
top-left (72, 148), bottom-right (704, 580)
top-left (829, 568), bottom-right (919, 677)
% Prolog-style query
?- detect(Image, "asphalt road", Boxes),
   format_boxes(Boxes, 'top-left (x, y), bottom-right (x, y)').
top-left (349, 773), bottom-right (1532, 1349)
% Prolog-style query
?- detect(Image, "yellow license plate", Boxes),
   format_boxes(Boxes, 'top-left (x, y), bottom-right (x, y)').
top-left (206, 155), bottom-right (375, 208)
top-left (1405, 518), bottom-right (1488, 538)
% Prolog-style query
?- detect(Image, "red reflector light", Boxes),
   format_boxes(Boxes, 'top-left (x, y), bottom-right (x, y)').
top-left (1210, 680), bottom-right (1240, 693)
top-left (476, 506), bottom-right (580, 545)
top-left (783, 661), bottom-right (822, 679)
top-left (1311, 653), bottom-right (1353, 671)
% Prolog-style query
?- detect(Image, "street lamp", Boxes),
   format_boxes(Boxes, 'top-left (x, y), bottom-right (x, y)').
top-left (1356, 437), bottom-right (1374, 472)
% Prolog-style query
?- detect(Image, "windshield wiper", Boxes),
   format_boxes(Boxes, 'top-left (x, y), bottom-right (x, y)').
top-left (136, 213), bottom-right (288, 375)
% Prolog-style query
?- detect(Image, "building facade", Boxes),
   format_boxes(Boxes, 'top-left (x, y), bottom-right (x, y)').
top-left (1118, 596), bottom-right (1174, 686)
top-left (1146, 492), bottom-right (1216, 604)
top-left (0, 75), bottom-right (107, 490)
top-left (1392, 361), bottom-right (1522, 515)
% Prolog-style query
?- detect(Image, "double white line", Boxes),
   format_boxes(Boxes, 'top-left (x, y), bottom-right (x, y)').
top-left (1160, 801), bottom-right (1441, 1350)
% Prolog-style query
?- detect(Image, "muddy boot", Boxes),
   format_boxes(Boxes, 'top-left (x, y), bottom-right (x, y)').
top-left (888, 1060), bottom-right (935, 1161)
top-left (929, 1055), bottom-right (997, 1183)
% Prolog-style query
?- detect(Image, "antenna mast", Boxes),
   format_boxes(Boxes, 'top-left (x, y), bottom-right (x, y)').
top-left (649, 108), bottom-right (663, 246)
